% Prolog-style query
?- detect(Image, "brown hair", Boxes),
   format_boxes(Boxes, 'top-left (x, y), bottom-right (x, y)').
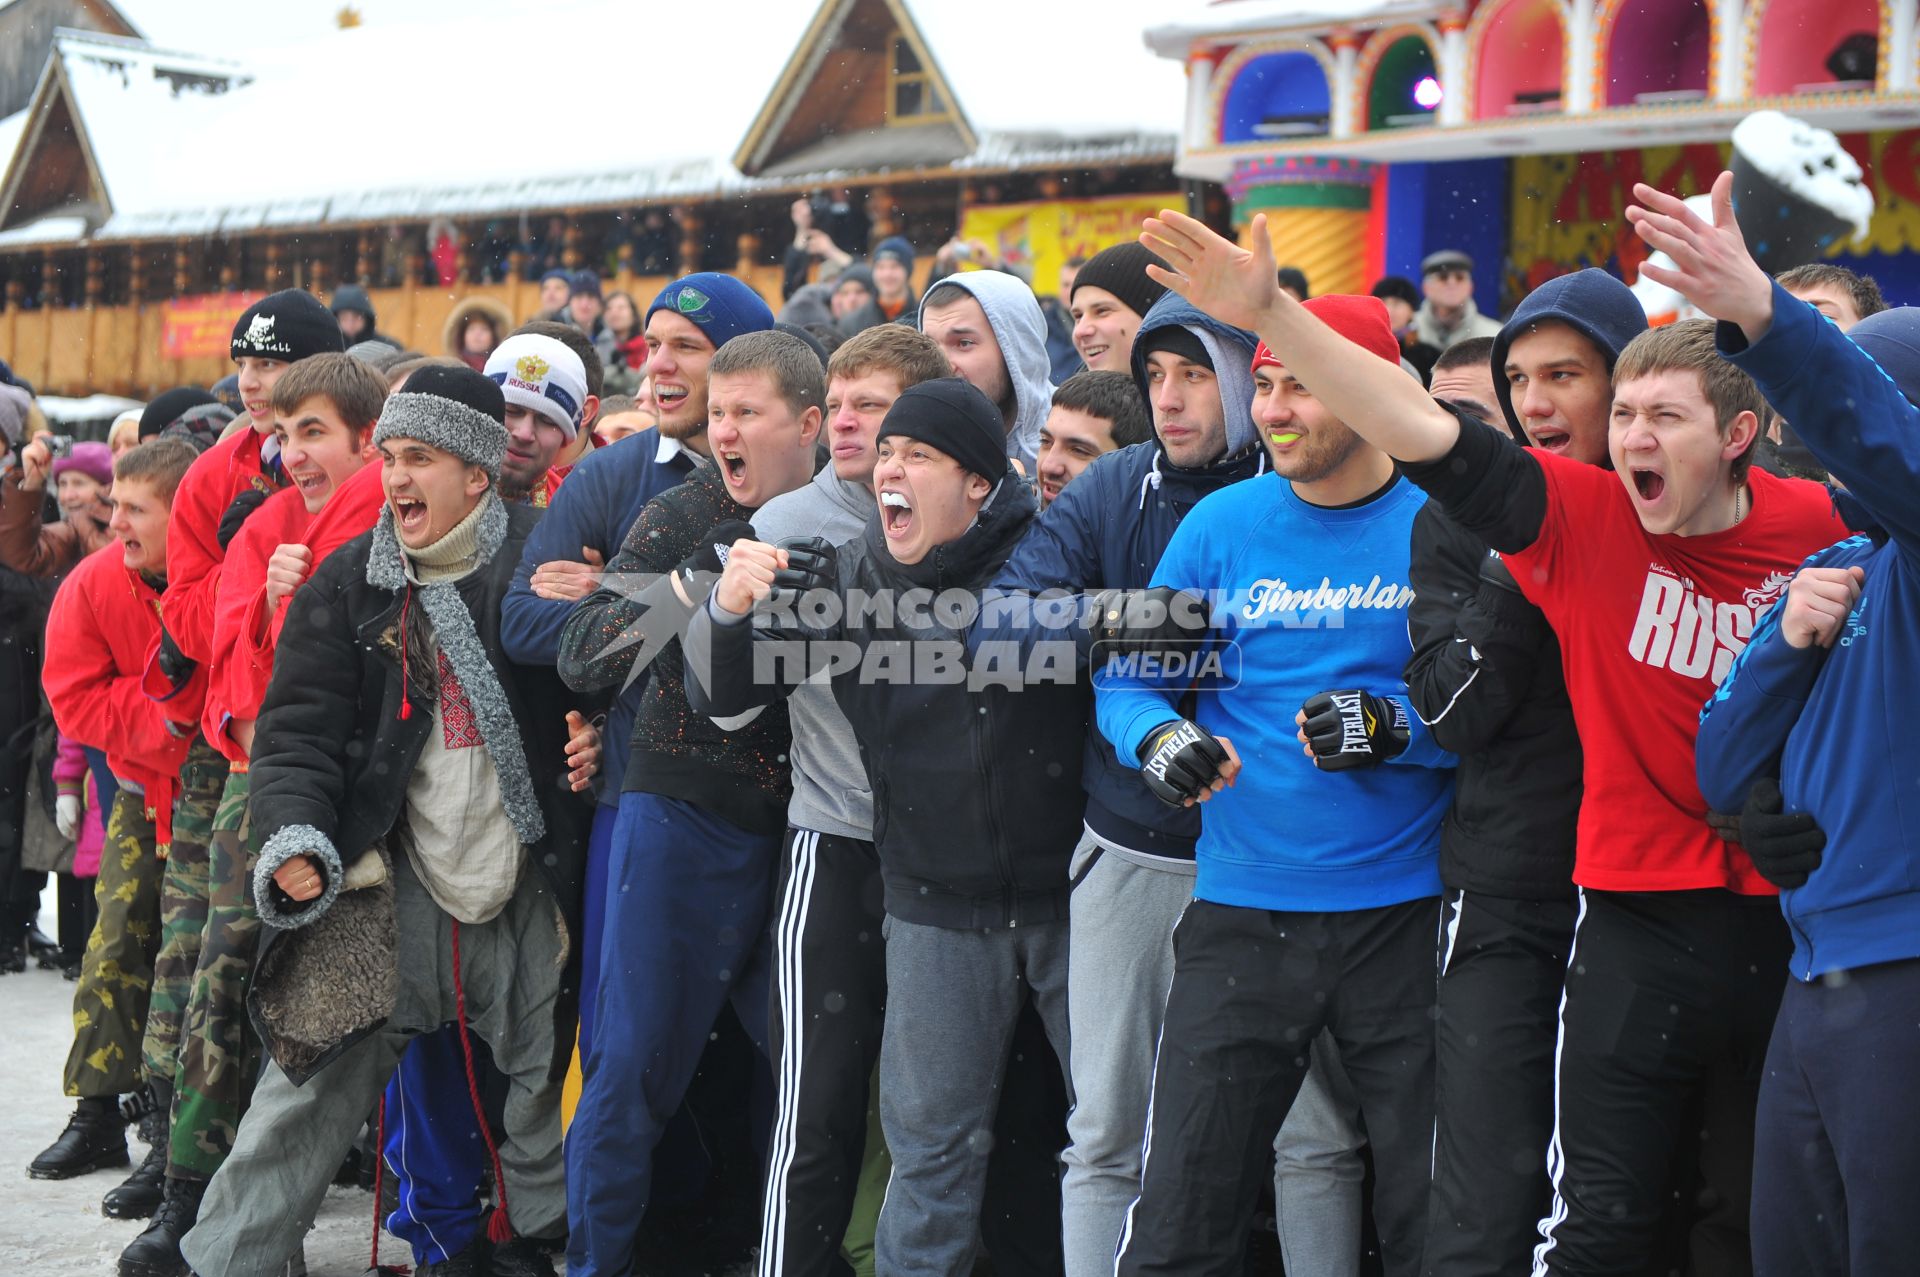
top-left (269, 352), bottom-right (389, 431)
top-left (709, 330), bottom-right (826, 418)
top-left (1612, 319), bottom-right (1770, 481)
top-left (112, 437), bottom-right (198, 503)
top-left (1776, 263), bottom-right (1887, 322)
top-left (826, 323), bottom-right (949, 392)
top-left (1433, 335), bottom-right (1496, 376)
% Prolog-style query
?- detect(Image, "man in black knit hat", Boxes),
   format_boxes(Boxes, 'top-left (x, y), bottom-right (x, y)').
top-left (1067, 242), bottom-right (1168, 374)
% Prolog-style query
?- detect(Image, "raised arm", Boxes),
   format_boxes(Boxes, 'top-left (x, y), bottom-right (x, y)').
top-left (1141, 210), bottom-right (1461, 463)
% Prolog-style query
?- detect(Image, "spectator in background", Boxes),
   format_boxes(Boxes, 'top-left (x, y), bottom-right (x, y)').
top-left (784, 196), bottom-right (858, 300)
top-left (570, 271), bottom-right (610, 353)
top-left (1038, 257), bottom-right (1087, 385)
top-left (865, 237), bottom-right (919, 326)
top-left (1414, 250), bottom-right (1503, 350)
top-left (537, 267), bottom-right (572, 320)
top-left (1276, 266), bottom-right (1311, 302)
top-left (210, 375), bottom-right (243, 416)
top-left (108, 408), bottom-right (143, 457)
top-left (443, 296), bottom-right (513, 373)
top-left (630, 209), bottom-right (678, 276)
top-left (329, 285), bottom-right (398, 348)
top-left (594, 393), bottom-right (656, 445)
top-left (1035, 369), bottom-right (1151, 510)
top-left (1424, 336), bottom-right (1499, 424)
top-left (1372, 275), bottom-right (1441, 385)
top-left (831, 264), bottom-right (878, 334)
top-left (1068, 243), bottom-right (1168, 374)
top-left (602, 290), bottom-right (648, 396)
top-left (0, 437), bottom-right (115, 580)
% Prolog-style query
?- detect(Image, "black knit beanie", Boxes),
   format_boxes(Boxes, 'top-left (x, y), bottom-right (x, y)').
top-left (1139, 324), bottom-right (1213, 370)
top-left (877, 377), bottom-right (1008, 481)
top-left (1071, 243), bottom-right (1169, 320)
top-left (139, 386), bottom-right (220, 439)
top-left (231, 289), bottom-right (346, 364)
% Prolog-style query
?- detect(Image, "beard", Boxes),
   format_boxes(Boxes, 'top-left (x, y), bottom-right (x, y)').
top-left (1270, 421), bottom-right (1366, 486)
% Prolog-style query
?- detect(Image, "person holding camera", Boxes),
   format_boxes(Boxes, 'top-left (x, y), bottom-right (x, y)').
top-left (783, 193), bottom-right (868, 301)
top-left (1, 405), bottom-right (116, 581)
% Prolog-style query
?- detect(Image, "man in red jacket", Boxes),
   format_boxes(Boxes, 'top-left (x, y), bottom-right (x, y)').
top-left (30, 439), bottom-right (203, 1184)
top-left (118, 353), bottom-right (390, 1276)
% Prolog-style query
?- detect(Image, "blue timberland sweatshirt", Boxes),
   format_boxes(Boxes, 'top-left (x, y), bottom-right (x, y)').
top-left (1097, 471), bottom-right (1454, 912)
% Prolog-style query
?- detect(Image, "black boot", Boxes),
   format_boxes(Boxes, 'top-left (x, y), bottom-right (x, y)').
top-left (413, 1234), bottom-right (488, 1276)
top-left (28, 1096), bottom-right (128, 1179)
top-left (117, 1174), bottom-right (205, 1277)
top-left (486, 1233), bottom-right (562, 1277)
top-left (0, 931), bottom-right (24, 974)
top-left (103, 1083), bottom-right (170, 1219)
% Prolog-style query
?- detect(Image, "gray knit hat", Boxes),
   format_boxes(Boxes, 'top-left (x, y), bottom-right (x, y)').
top-left (371, 363), bottom-right (508, 479)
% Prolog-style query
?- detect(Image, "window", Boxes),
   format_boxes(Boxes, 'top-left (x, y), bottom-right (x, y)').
top-left (890, 34), bottom-right (947, 122)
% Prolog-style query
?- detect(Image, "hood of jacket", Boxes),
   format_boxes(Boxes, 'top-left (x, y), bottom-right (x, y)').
top-left (811, 460), bottom-right (877, 525)
top-left (1129, 291), bottom-right (1262, 460)
top-left (919, 270), bottom-right (1054, 473)
top-left (1491, 267), bottom-right (1648, 444)
top-left (441, 295), bottom-right (514, 360)
top-left (332, 284), bottom-right (376, 328)
top-left (862, 472), bottom-right (1038, 594)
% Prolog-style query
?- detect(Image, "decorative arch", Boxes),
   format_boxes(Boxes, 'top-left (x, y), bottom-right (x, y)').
top-left (1211, 38), bottom-right (1338, 144)
top-left (1747, 0), bottom-right (1883, 97)
top-left (1355, 24), bottom-right (1445, 130)
top-left (1465, 0), bottom-right (1571, 121)
top-left (1596, 0), bottom-right (1714, 107)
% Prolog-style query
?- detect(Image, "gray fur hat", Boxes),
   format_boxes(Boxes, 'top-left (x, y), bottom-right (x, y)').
top-left (372, 363), bottom-right (508, 479)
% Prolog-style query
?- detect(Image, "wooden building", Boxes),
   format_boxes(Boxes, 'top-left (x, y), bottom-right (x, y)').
top-left (0, 0), bottom-right (1193, 394)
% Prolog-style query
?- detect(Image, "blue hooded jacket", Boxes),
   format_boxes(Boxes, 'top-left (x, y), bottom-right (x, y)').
top-left (1490, 267), bottom-right (1651, 445)
top-left (1697, 286), bottom-right (1920, 979)
top-left (969, 292), bottom-right (1264, 861)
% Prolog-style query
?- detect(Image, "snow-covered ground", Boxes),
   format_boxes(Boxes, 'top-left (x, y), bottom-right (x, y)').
top-left (0, 887), bottom-right (398, 1276)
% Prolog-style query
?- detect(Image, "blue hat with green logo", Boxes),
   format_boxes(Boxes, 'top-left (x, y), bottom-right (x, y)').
top-left (645, 272), bottom-right (775, 353)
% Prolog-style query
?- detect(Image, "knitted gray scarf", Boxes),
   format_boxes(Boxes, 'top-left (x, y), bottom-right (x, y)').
top-left (365, 493), bottom-right (546, 847)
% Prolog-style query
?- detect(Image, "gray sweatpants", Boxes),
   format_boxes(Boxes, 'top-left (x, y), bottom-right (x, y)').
top-left (1059, 832), bottom-right (1364, 1277)
top-left (875, 912), bottom-right (1072, 1277)
top-left (181, 855), bottom-right (566, 1277)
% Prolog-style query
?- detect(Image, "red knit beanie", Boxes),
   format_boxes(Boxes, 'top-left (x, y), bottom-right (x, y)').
top-left (1251, 295), bottom-right (1401, 373)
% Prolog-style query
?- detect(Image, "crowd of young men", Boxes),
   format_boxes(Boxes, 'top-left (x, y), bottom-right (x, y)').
top-left (5, 169), bottom-right (1912, 1277)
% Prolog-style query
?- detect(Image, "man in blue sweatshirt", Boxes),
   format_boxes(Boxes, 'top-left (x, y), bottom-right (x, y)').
top-left (1098, 295), bottom-right (1453, 1277)
top-left (975, 289), bottom-right (1362, 1277)
top-left (1673, 209), bottom-right (1919, 1273)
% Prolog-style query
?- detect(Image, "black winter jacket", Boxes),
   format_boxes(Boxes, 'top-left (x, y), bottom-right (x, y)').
top-left (1403, 500), bottom-right (1579, 899)
top-left (247, 502), bottom-right (593, 1081)
top-left (689, 480), bottom-right (1087, 929)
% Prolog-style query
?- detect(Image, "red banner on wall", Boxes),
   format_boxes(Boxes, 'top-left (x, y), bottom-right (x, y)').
top-left (161, 292), bottom-right (264, 360)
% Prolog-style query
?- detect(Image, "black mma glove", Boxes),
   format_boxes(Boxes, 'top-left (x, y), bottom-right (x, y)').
top-left (1092, 586), bottom-right (1211, 653)
top-left (770, 536), bottom-right (837, 605)
top-left (1739, 777), bottom-right (1826, 889)
top-left (1300, 689), bottom-right (1409, 771)
top-left (155, 626), bottom-right (196, 686)
top-left (1137, 719), bottom-right (1231, 808)
top-left (676, 519), bottom-right (756, 599)
top-left (216, 488), bottom-right (270, 551)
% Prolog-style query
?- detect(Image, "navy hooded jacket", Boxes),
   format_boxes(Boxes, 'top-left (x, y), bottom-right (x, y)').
top-left (1490, 266), bottom-right (1653, 445)
top-left (1697, 286), bottom-right (1920, 979)
top-left (969, 292), bottom-right (1264, 862)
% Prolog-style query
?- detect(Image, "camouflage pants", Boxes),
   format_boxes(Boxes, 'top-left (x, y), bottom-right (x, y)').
top-left (140, 742), bottom-right (226, 1088)
top-left (170, 768), bottom-right (263, 1178)
top-left (63, 790), bottom-right (162, 1098)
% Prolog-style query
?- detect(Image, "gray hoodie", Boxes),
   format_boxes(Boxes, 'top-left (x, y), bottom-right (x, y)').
top-left (920, 269), bottom-right (1054, 474)
top-left (742, 464), bottom-right (877, 840)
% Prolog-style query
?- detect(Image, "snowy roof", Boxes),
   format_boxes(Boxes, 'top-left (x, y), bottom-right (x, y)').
top-left (9, 0), bottom-right (1182, 247)
top-left (1143, 0), bottom-right (1442, 56)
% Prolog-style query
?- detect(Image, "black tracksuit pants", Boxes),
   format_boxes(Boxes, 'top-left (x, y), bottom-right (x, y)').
top-left (1532, 889), bottom-right (1788, 1277)
top-left (1115, 896), bottom-right (1439, 1277)
top-left (1426, 888), bottom-right (1576, 1276)
top-left (758, 827), bottom-right (1071, 1277)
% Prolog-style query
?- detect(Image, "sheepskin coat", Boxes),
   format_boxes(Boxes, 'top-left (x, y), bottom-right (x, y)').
top-left (244, 498), bottom-right (592, 1083)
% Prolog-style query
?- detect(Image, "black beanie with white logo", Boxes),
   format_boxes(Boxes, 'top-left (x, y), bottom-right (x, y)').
top-left (230, 289), bottom-right (345, 365)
